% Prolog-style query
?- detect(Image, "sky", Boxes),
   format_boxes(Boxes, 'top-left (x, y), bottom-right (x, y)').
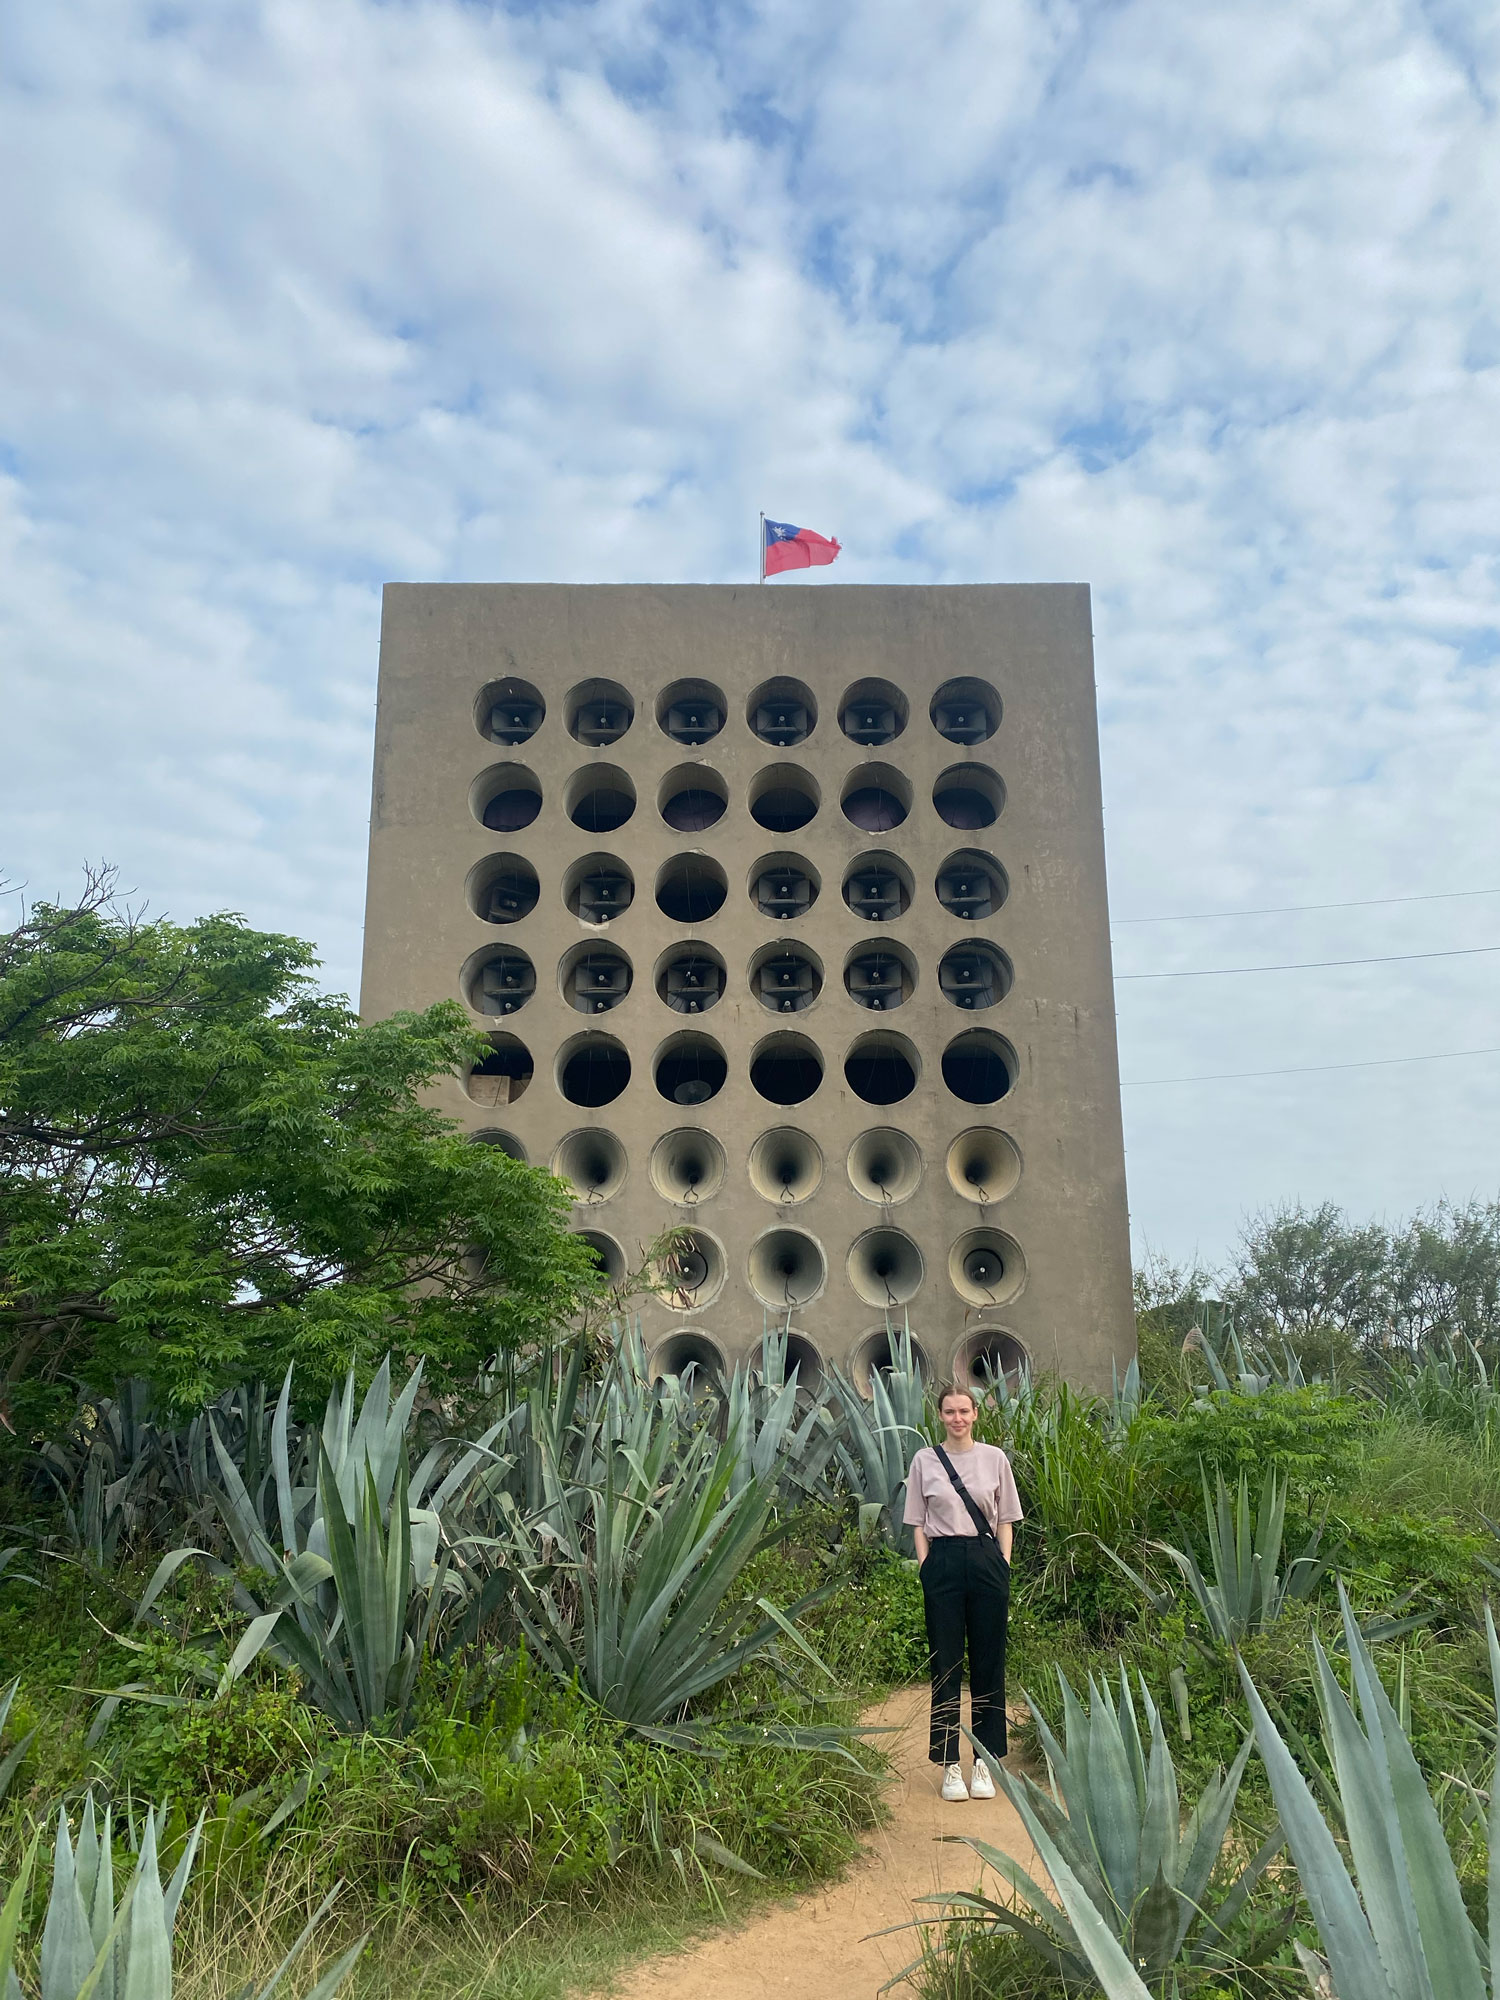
top-left (2, 0), bottom-right (1498, 1268)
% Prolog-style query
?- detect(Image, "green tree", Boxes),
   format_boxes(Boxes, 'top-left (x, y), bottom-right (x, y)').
top-left (0, 872), bottom-right (597, 1434)
top-left (1387, 1198), bottom-right (1500, 1355)
top-left (1225, 1201), bottom-right (1389, 1365)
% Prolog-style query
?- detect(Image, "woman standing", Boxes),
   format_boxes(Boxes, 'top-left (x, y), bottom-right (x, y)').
top-left (903, 1385), bottom-right (1023, 1801)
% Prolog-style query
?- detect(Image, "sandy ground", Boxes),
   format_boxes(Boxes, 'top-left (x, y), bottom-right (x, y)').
top-left (599, 1687), bottom-right (1037, 2000)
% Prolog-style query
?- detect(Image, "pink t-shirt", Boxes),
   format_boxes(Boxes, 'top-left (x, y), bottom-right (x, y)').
top-left (903, 1443), bottom-right (1024, 1539)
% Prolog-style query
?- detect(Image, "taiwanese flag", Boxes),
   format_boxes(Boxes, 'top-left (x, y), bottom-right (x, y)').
top-left (764, 518), bottom-right (841, 577)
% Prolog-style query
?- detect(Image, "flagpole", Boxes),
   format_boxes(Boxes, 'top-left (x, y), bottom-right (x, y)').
top-left (759, 511), bottom-right (765, 583)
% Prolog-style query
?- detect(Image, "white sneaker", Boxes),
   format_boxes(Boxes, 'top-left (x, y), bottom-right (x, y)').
top-left (940, 1763), bottom-right (969, 1801)
top-left (970, 1758), bottom-right (997, 1799)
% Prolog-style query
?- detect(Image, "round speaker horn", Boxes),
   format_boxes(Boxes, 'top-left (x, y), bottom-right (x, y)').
top-left (847, 1228), bottom-right (925, 1308)
top-left (748, 1127), bottom-right (824, 1204)
top-left (649, 1129), bottom-right (727, 1204)
top-left (945, 1128), bottom-right (1021, 1205)
top-left (948, 1227), bottom-right (1027, 1306)
top-left (747, 1228), bottom-right (827, 1308)
top-left (551, 1129), bottom-right (627, 1203)
top-left (846, 1129), bottom-right (922, 1205)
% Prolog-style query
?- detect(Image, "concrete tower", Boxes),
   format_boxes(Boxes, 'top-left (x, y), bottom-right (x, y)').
top-left (360, 583), bottom-right (1134, 1392)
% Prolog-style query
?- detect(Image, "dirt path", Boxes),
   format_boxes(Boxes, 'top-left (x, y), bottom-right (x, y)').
top-left (601, 1688), bottom-right (1037, 2000)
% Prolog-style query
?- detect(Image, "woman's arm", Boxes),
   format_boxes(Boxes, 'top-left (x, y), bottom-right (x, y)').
top-left (914, 1526), bottom-right (930, 1566)
top-left (996, 1520), bottom-right (1013, 1563)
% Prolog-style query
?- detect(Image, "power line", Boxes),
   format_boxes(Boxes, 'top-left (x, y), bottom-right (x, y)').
top-left (1122, 1045), bottom-right (1500, 1087)
top-left (1114, 887), bottom-right (1500, 926)
top-left (1117, 942), bottom-right (1500, 981)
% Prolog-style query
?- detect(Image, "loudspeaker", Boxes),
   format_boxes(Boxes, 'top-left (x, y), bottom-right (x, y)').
top-left (748, 1127), bottom-right (824, 1203)
top-left (650, 1129), bottom-right (727, 1203)
top-left (551, 1129), bottom-right (628, 1203)
top-left (949, 1228), bottom-right (1026, 1305)
top-left (846, 1129), bottom-right (922, 1204)
top-left (847, 1228), bottom-right (925, 1307)
top-left (945, 1129), bottom-right (1022, 1205)
top-left (747, 1229), bottom-right (827, 1307)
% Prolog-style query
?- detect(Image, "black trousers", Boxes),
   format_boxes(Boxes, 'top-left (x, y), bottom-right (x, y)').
top-left (920, 1534), bottom-right (1011, 1765)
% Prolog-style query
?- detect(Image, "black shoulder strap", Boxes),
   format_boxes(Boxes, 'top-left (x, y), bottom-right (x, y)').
top-left (932, 1443), bottom-right (996, 1541)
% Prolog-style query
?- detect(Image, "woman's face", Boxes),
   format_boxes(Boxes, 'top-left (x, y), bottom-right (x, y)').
top-left (940, 1393), bottom-right (977, 1443)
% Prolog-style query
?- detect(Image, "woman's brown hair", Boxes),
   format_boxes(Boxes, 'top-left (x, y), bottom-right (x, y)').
top-left (936, 1382), bottom-right (978, 1411)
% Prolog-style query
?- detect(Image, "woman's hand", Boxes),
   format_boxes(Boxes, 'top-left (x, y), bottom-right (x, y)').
top-left (914, 1527), bottom-right (930, 1568)
top-left (997, 1521), bottom-right (1013, 1564)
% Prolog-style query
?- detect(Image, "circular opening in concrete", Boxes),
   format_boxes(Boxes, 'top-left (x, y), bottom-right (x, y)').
top-left (464, 1032), bottom-right (533, 1105)
top-left (933, 764), bottom-right (1005, 831)
top-left (462, 943), bottom-right (536, 1015)
top-left (655, 854), bottom-right (728, 925)
top-left (851, 1327), bottom-right (933, 1396)
top-left (470, 1129), bottom-right (527, 1161)
top-left (467, 854), bottom-right (539, 925)
top-left (565, 764), bottom-right (636, 833)
top-left (556, 1032), bottom-right (631, 1107)
top-left (564, 853), bottom-right (635, 925)
top-left (945, 1128), bottom-right (1022, 1205)
top-left (659, 763), bottom-right (728, 833)
top-left (565, 678), bottom-right (634, 746)
top-left (846, 1128), bottom-right (923, 1204)
top-left (653, 1030), bottom-right (728, 1105)
top-left (956, 1329), bottom-right (1030, 1395)
top-left (930, 678), bottom-right (1001, 745)
top-left (750, 941), bottom-right (823, 1013)
top-left (657, 679), bottom-right (726, 746)
top-left (559, 942), bottom-right (633, 1014)
top-left (650, 1328), bottom-right (726, 1382)
top-left (749, 1031), bottom-right (824, 1105)
top-left (841, 763), bottom-right (912, 834)
top-left (575, 1228), bottom-right (627, 1284)
top-left (935, 849), bottom-right (1008, 921)
top-left (949, 1227), bottom-right (1027, 1305)
top-left (748, 1227), bottom-right (827, 1308)
top-left (844, 942), bottom-right (916, 1011)
top-left (751, 852), bottom-right (820, 921)
top-left (749, 764), bottom-right (820, 834)
top-left (847, 1228), bottom-right (925, 1308)
top-left (938, 940), bottom-right (1012, 1011)
top-left (844, 1031), bottom-right (919, 1105)
top-left (476, 678), bottom-right (544, 746)
top-left (650, 1128), bottom-right (727, 1203)
top-left (778, 1333), bottom-right (826, 1395)
top-left (551, 1128), bottom-right (628, 1203)
top-left (470, 763), bottom-right (542, 832)
top-left (942, 1029), bottom-right (1016, 1105)
top-left (650, 1228), bottom-right (727, 1311)
top-left (654, 942), bottom-right (726, 1013)
top-left (748, 1127), bottom-right (824, 1203)
top-left (843, 853), bottom-right (914, 923)
top-left (748, 677), bottom-right (817, 747)
top-left (839, 679), bottom-right (908, 746)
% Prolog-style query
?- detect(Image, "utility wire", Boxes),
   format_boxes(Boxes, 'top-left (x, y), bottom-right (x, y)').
top-left (1114, 886), bottom-right (1500, 925)
top-left (1122, 1045), bottom-right (1500, 1087)
top-left (1117, 942), bottom-right (1500, 981)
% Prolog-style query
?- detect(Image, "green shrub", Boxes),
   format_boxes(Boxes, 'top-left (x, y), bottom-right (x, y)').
top-left (1137, 1387), bottom-right (1365, 1500)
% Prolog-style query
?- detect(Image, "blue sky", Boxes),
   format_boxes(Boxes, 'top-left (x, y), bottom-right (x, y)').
top-left (3, 0), bottom-right (1498, 1266)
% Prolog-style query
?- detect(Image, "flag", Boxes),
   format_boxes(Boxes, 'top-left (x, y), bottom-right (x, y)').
top-left (764, 518), bottom-right (841, 577)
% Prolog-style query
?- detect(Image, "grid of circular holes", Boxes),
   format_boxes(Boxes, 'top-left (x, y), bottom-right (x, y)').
top-left (655, 855), bottom-right (728, 925)
top-left (650, 1328), bottom-right (725, 1382)
top-left (748, 1127), bottom-right (823, 1204)
top-left (470, 1129), bottom-right (527, 1161)
top-left (933, 764), bottom-right (1004, 831)
top-left (565, 765), bottom-right (636, 833)
top-left (750, 941), bottom-right (822, 1013)
top-left (851, 1327), bottom-right (932, 1397)
top-left (464, 1033), bottom-right (533, 1105)
top-left (657, 679), bottom-right (726, 746)
top-left (650, 1229), bottom-right (726, 1311)
top-left (463, 943), bottom-right (535, 1015)
top-left (749, 1031), bottom-right (824, 1105)
top-left (839, 678), bottom-right (908, 746)
top-left (650, 1128), bottom-right (727, 1204)
top-left (476, 678), bottom-right (544, 746)
top-left (559, 942), bottom-right (632, 1014)
top-left (748, 1227), bottom-right (826, 1308)
top-left (564, 853), bottom-right (634, 925)
top-left (654, 1030), bottom-right (727, 1106)
top-left (556, 1032), bottom-right (631, 1107)
top-left (845, 942), bottom-right (915, 1011)
top-left (551, 1128), bottom-right (628, 1203)
top-left (575, 1228), bottom-right (627, 1285)
top-left (935, 849), bottom-right (1007, 921)
top-left (946, 1128), bottom-right (1022, 1205)
top-left (565, 678), bottom-right (633, 746)
top-left (470, 764), bottom-right (541, 832)
top-left (930, 677), bottom-right (1001, 745)
top-left (957, 1328), bottom-right (1029, 1395)
top-left (843, 852), bottom-right (914, 923)
top-left (844, 1030), bottom-right (919, 1105)
top-left (748, 677), bottom-right (817, 747)
top-left (948, 1227), bottom-right (1026, 1306)
top-left (938, 940), bottom-right (1012, 1011)
top-left (846, 1128), bottom-right (922, 1204)
top-left (467, 854), bottom-right (539, 926)
top-left (659, 764), bottom-right (728, 833)
top-left (751, 852), bottom-right (820, 921)
top-left (841, 763), bottom-right (912, 833)
top-left (654, 942), bottom-right (725, 1013)
top-left (847, 1227), bottom-right (924, 1308)
top-left (942, 1028), bottom-right (1017, 1105)
top-left (749, 764), bottom-right (819, 833)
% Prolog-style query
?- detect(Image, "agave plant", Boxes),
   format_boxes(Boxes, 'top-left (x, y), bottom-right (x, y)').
top-left (922, 1666), bottom-right (1284, 1987)
top-left (0, 1678), bottom-right (35, 1804)
top-left (721, 1329), bottom-right (838, 1505)
top-left (1189, 1310), bottom-right (1309, 1398)
top-left (2, 1794), bottom-right (365, 2000)
top-left (827, 1322), bottom-right (927, 1546)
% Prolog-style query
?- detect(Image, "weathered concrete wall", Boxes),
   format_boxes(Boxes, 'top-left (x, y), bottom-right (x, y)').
top-left (361, 583), bottom-right (1134, 1391)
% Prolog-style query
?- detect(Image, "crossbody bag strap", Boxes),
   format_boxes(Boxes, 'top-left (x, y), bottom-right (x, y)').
top-left (932, 1442), bottom-right (996, 1541)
